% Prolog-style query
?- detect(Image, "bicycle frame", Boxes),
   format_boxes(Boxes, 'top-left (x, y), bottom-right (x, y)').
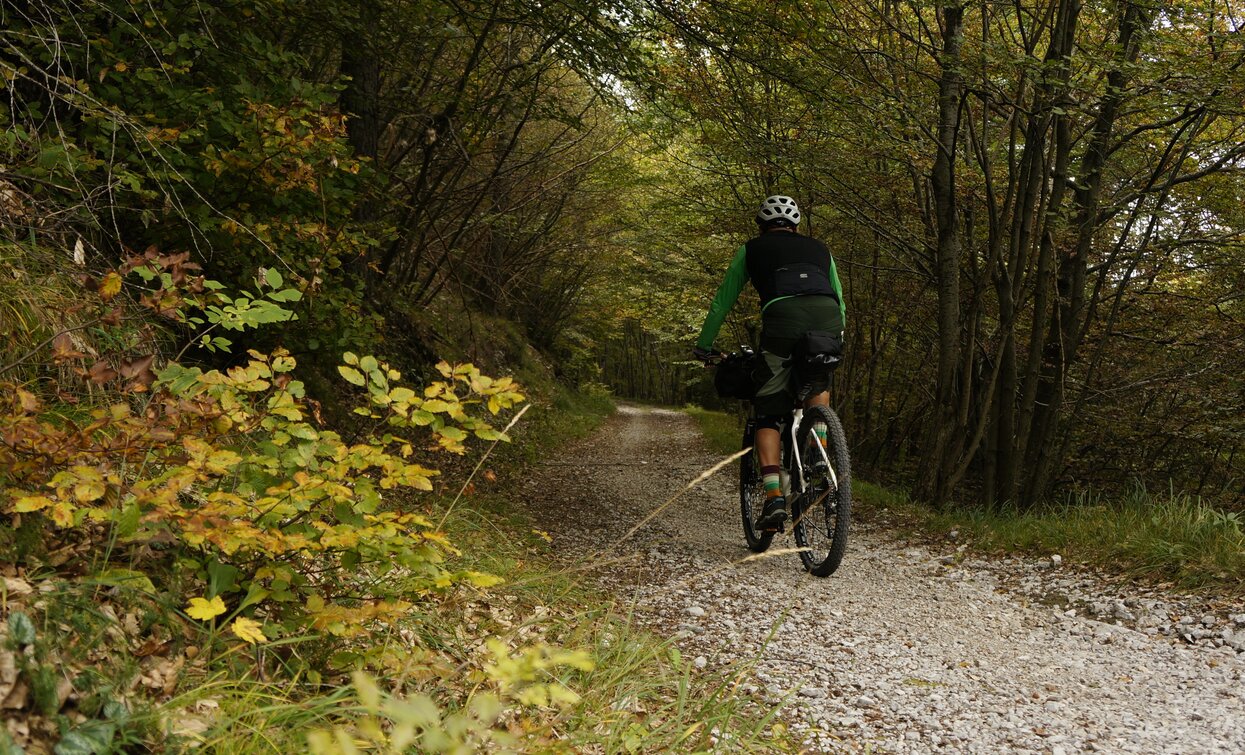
top-left (788, 408), bottom-right (839, 492)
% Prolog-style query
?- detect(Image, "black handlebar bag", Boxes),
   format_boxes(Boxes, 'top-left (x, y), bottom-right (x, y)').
top-left (714, 352), bottom-right (764, 400)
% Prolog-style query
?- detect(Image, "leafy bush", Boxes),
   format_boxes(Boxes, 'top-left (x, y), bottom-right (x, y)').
top-left (5, 346), bottom-right (524, 632)
top-left (2, 247), bottom-right (526, 648)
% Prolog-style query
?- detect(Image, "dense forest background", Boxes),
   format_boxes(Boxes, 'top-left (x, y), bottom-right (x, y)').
top-left (3, 0), bottom-right (1245, 749)
top-left (5, 0), bottom-right (1243, 511)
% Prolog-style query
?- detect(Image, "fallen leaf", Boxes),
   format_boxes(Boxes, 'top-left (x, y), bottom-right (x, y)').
top-left (98, 272), bottom-right (122, 302)
top-left (119, 354), bottom-right (156, 388)
top-left (0, 650), bottom-right (16, 703)
top-left (133, 637), bottom-right (172, 658)
top-left (52, 333), bottom-right (86, 362)
top-left (169, 712), bottom-right (210, 742)
top-left (1, 679), bottom-right (29, 710)
top-left (2, 578), bottom-right (32, 596)
top-left (16, 389), bottom-right (40, 413)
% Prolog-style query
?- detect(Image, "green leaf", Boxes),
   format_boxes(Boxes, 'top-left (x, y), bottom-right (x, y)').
top-left (115, 502), bottom-right (141, 538)
top-left (8, 612), bottom-right (35, 646)
top-left (263, 268), bottom-right (283, 289)
top-left (0, 728), bottom-right (26, 755)
top-left (358, 355), bottom-right (378, 372)
top-left (53, 721), bottom-right (115, 755)
top-left (240, 582), bottom-right (270, 610)
top-left (475, 428), bottom-right (510, 442)
top-left (206, 560), bottom-right (240, 596)
top-left (337, 365), bottom-right (365, 386)
top-left (91, 568), bottom-right (156, 594)
top-left (439, 426), bottom-right (468, 442)
top-left (102, 699), bottom-right (130, 725)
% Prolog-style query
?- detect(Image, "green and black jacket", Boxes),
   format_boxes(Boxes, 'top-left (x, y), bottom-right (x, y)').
top-left (696, 231), bottom-right (846, 351)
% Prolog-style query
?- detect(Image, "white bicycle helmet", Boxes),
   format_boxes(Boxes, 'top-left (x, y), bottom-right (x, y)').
top-left (756, 195), bottom-right (801, 226)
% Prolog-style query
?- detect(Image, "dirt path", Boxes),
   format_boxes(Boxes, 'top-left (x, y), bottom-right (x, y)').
top-left (523, 405), bottom-right (1245, 753)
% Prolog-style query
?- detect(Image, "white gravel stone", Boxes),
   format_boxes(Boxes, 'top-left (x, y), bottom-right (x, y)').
top-left (527, 405), bottom-right (1245, 754)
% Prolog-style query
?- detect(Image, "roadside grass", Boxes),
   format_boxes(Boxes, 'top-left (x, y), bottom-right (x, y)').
top-left (166, 502), bottom-right (791, 753)
top-left (684, 406), bottom-right (743, 456)
top-left (856, 481), bottom-right (1245, 593)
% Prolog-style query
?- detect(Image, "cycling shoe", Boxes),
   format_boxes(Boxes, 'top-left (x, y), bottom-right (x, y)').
top-left (756, 496), bottom-right (788, 532)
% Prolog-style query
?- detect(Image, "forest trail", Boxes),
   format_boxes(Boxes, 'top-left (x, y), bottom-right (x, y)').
top-left (523, 405), bottom-right (1245, 753)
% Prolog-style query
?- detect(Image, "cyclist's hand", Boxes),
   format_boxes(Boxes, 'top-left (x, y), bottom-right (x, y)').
top-left (692, 346), bottom-right (722, 365)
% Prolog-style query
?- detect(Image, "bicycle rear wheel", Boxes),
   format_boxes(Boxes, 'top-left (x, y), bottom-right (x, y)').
top-left (791, 405), bottom-right (851, 576)
top-left (739, 423), bottom-right (774, 553)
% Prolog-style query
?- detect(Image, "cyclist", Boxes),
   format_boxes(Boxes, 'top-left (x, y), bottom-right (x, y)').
top-left (693, 195), bottom-right (846, 532)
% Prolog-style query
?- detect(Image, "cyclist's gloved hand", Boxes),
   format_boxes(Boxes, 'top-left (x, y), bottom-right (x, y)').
top-left (692, 346), bottom-right (720, 363)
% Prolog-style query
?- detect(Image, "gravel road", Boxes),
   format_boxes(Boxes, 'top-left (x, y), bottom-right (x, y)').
top-left (523, 405), bottom-right (1245, 753)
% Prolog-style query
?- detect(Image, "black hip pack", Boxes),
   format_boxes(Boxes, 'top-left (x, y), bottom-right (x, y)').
top-left (714, 351), bottom-right (764, 400)
top-left (792, 330), bottom-right (843, 374)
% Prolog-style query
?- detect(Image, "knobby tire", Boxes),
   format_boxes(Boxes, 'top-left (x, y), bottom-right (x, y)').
top-left (739, 424), bottom-right (774, 553)
top-left (792, 405), bottom-right (851, 576)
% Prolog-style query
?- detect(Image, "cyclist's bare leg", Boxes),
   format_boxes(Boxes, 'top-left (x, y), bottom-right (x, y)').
top-left (756, 427), bottom-right (780, 469)
top-left (758, 396), bottom-right (827, 468)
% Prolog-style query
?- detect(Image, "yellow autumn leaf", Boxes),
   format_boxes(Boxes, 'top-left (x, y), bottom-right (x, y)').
top-left (73, 479), bottom-right (106, 503)
top-left (50, 501), bottom-right (76, 528)
top-left (186, 595), bottom-right (227, 621)
top-left (231, 616), bottom-right (266, 644)
top-left (13, 495), bottom-right (54, 512)
top-left (464, 570), bottom-right (504, 588)
top-left (98, 271), bottom-right (123, 302)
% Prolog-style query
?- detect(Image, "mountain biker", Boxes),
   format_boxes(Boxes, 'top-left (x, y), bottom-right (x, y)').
top-left (693, 195), bottom-right (846, 532)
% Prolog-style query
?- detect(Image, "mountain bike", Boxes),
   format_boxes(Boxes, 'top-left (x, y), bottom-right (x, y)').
top-left (727, 347), bottom-right (852, 577)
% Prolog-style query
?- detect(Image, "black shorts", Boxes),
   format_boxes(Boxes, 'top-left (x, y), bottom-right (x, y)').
top-left (753, 296), bottom-right (843, 417)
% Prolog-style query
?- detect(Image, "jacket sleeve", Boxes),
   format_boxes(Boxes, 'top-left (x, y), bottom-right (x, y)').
top-left (828, 254), bottom-right (846, 329)
top-left (695, 245), bottom-right (748, 351)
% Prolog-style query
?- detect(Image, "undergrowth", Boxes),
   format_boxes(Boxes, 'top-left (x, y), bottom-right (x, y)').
top-left (4, 370), bottom-right (792, 752)
top-left (857, 481), bottom-right (1245, 593)
top-left (684, 406), bottom-right (743, 457)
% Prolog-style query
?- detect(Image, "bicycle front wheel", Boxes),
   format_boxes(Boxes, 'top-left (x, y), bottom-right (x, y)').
top-left (791, 405), bottom-right (851, 576)
top-left (739, 424), bottom-right (774, 553)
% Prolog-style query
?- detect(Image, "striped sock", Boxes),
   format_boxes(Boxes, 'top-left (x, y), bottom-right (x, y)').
top-left (761, 465), bottom-right (782, 499)
top-left (814, 423), bottom-right (828, 448)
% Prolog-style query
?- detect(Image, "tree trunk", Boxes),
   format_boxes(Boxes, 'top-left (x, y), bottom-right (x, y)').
top-left (918, 2), bottom-right (966, 508)
top-left (1022, 0), bottom-right (1152, 506)
top-left (339, 0), bottom-right (382, 162)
